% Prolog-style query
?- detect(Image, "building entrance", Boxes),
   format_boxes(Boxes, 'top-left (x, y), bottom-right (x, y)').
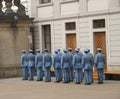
top-left (66, 34), bottom-right (76, 54)
top-left (94, 32), bottom-right (107, 69)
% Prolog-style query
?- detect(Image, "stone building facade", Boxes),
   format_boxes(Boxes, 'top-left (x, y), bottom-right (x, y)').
top-left (31, 0), bottom-right (120, 72)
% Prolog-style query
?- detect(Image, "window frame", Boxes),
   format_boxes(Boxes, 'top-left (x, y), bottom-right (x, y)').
top-left (39, 0), bottom-right (51, 4)
top-left (93, 19), bottom-right (105, 29)
top-left (65, 22), bottom-right (76, 31)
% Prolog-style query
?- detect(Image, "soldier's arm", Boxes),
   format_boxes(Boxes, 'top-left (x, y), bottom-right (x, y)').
top-left (72, 55), bottom-right (75, 67)
top-left (81, 56), bottom-right (85, 67)
top-left (94, 55), bottom-right (98, 67)
top-left (35, 55), bottom-right (37, 67)
top-left (61, 56), bottom-right (63, 68)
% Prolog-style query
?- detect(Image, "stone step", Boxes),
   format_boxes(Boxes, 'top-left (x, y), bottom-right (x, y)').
top-left (93, 72), bottom-right (98, 80)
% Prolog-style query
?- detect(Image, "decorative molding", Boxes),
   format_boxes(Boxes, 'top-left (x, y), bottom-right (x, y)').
top-left (60, 0), bottom-right (79, 4)
top-left (37, 2), bottom-right (53, 8)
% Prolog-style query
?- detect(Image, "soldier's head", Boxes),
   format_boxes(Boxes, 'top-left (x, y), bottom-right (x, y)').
top-left (75, 48), bottom-right (79, 53)
top-left (58, 48), bottom-right (60, 52)
top-left (67, 48), bottom-right (72, 52)
top-left (36, 49), bottom-right (40, 53)
top-left (54, 48), bottom-right (58, 54)
top-left (87, 48), bottom-right (90, 53)
top-left (44, 49), bottom-right (48, 53)
top-left (77, 48), bottom-right (80, 51)
top-left (63, 48), bottom-right (67, 53)
top-left (97, 48), bottom-right (102, 53)
top-left (84, 48), bottom-right (88, 54)
top-left (29, 49), bottom-right (33, 53)
top-left (22, 50), bottom-right (26, 53)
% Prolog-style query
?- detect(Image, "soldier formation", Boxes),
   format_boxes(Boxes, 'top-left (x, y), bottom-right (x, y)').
top-left (20, 47), bottom-right (105, 85)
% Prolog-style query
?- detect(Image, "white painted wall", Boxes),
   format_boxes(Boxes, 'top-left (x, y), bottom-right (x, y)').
top-left (88, 0), bottom-right (109, 11)
top-left (109, 13), bottom-right (120, 67)
top-left (61, 2), bottom-right (79, 15)
top-left (78, 18), bottom-right (90, 52)
top-left (53, 21), bottom-right (64, 49)
top-left (37, 6), bottom-right (53, 18)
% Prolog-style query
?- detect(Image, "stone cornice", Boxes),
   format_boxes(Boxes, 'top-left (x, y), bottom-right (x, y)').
top-left (33, 9), bottom-right (120, 23)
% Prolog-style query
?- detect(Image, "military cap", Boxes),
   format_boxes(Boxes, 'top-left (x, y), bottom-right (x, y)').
top-left (67, 48), bottom-right (72, 51)
top-left (97, 48), bottom-right (102, 51)
top-left (58, 48), bottom-right (60, 51)
top-left (84, 48), bottom-right (88, 52)
top-left (36, 49), bottom-right (40, 52)
top-left (22, 50), bottom-right (26, 53)
top-left (75, 48), bottom-right (79, 52)
top-left (54, 48), bottom-right (58, 52)
top-left (87, 48), bottom-right (90, 52)
top-left (63, 48), bottom-right (67, 52)
top-left (44, 49), bottom-right (48, 51)
top-left (77, 48), bottom-right (80, 51)
top-left (29, 49), bottom-right (33, 52)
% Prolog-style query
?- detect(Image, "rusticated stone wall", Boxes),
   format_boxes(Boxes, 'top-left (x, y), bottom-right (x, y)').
top-left (0, 17), bottom-right (33, 78)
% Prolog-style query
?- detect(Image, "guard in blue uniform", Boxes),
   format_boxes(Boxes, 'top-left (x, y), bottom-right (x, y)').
top-left (88, 48), bottom-right (94, 83)
top-left (67, 48), bottom-right (74, 82)
top-left (61, 49), bottom-right (70, 83)
top-left (82, 48), bottom-right (93, 85)
top-left (53, 49), bottom-right (61, 83)
top-left (58, 48), bottom-right (63, 56)
top-left (73, 48), bottom-right (83, 84)
top-left (58, 48), bottom-right (63, 81)
top-left (35, 49), bottom-right (43, 81)
top-left (27, 49), bottom-right (35, 81)
top-left (77, 48), bottom-right (83, 56)
top-left (43, 49), bottom-right (52, 82)
top-left (20, 50), bottom-right (28, 80)
top-left (77, 48), bottom-right (83, 81)
top-left (94, 48), bottom-right (105, 84)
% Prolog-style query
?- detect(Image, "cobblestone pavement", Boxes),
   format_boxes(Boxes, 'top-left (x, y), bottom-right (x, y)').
top-left (0, 77), bottom-right (120, 99)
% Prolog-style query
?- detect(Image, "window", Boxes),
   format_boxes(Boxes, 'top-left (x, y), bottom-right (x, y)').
top-left (39, 0), bottom-right (51, 4)
top-left (93, 19), bottom-right (105, 29)
top-left (65, 22), bottom-right (76, 30)
top-left (42, 25), bottom-right (51, 52)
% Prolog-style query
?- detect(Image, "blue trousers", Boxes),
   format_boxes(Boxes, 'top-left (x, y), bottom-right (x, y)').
top-left (28, 67), bottom-right (34, 80)
top-left (63, 68), bottom-right (69, 83)
top-left (22, 67), bottom-right (28, 80)
top-left (75, 69), bottom-right (82, 83)
top-left (60, 68), bottom-right (63, 80)
top-left (69, 67), bottom-right (74, 81)
top-left (44, 67), bottom-right (51, 82)
top-left (54, 68), bottom-right (61, 81)
top-left (84, 69), bottom-right (91, 84)
top-left (36, 67), bottom-right (43, 80)
top-left (90, 69), bottom-right (93, 83)
top-left (97, 68), bottom-right (104, 83)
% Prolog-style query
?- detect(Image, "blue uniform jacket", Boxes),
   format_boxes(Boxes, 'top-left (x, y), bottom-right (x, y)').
top-left (58, 52), bottom-right (63, 56)
top-left (68, 52), bottom-right (73, 67)
top-left (82, 54), bottom-right (93, 69)
top-left (52, 54), bottom-right (61, 69)
top-left (35, 53), bottom-right (43, 67)
top-left (43, 53), bottom-right (52, 68)
top-left (94, 53), bottom-right (105, 69)
top-left (61, 53), bottom-right (70, 69)
top-left (73, 53), bottom-right (83, 69)
top-left (88, 53), bottom-right (94, 68)
top-left (28, 53), bottom-right (35, 67)
top-left (20, 53), bottom-right (28, 67)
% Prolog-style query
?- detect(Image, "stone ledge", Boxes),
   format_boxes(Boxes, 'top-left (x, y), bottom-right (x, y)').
top-left (0, 66), bottom-right (22, 79)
